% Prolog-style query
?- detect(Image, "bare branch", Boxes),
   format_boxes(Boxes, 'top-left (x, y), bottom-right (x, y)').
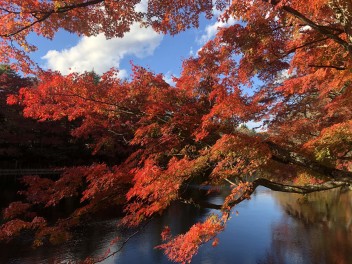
top-left (94, 218), bottom-right (152, 263)
top-left (308, 64), bottom-right (347, 70)
top-left (224, 178), bottom-right (236, 185)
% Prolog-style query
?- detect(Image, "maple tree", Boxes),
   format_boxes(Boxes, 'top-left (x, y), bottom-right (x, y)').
top-left (1, 0), bottom-right (352, 263)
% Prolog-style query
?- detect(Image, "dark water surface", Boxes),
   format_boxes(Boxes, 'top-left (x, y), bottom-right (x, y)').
top-left (1, 186), bottom-right (351, 264)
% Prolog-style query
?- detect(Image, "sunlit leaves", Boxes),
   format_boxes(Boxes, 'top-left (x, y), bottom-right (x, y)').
top-left (209, 134), bottom-right (271, 183)
top-left (304, 121), bottom-right (352, 170)
top-left (156, 215), bottom-right (224, 264)
top-left (1, 1), bottom-right (352, 263)
top-left (222, 182), bottom-right (253, 218)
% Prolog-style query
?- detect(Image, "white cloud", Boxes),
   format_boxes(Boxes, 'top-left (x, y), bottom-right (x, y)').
top-left (246, 120), bottom-right (264, 131)
top-left (42, 23), bottom-right (163, 76)
top-left (189, 46), bottom-right (194, 56)
top-left (197, 17), bottom-right (237, 45)
top-left (163, 71), bottom-right (176, 86)
top-left (135, 0), bottom-right (148, 13)
top-left (195, 0), bottom-right (236, 46)
top-left (116, 69), bottom-right (128, 79)
top-left (274, 69), bottom-right (294, 84)
top-left (299, 25), bottom-right (312, 32)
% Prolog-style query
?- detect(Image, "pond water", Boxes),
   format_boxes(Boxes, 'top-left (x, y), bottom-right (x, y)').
top-left (1, 186), bottom-right (351, 264)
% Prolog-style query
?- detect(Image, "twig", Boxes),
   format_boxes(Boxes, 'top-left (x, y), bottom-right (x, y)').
top-left (94, 218), bottom-right (152, 263)
top-left (224, 178), bottom-right (236, 186)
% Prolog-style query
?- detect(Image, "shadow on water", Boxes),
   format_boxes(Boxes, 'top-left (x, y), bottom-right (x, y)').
top-left (0, 184), bottom-right (351, 264)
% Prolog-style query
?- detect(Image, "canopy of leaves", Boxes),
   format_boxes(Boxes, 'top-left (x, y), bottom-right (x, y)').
top-left (1, 1), bottom-right (352, 263)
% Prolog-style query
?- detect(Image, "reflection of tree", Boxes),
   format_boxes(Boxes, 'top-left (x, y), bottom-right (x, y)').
top-left (0, 187), bottom-right (215, 264)
top-left (274, 188), bottom-right (352, 230)
top-left (258, 188), bottom-right (352, 264)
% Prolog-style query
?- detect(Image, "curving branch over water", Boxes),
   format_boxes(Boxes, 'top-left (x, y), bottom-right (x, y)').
top-left (183, 177), bottom-right (352, 211)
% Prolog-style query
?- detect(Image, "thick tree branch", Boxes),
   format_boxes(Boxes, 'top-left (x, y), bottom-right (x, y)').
top-left (188, 177), bottom-right (351, 210)
top-left (252, 177), bottom-right (351, 194)
top-left (281, 5), bottom-right (352, 54)
top-left (263, 0), bottom-right (351, 53)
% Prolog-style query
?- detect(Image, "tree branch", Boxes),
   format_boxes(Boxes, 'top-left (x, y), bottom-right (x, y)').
top-left (93, 218), bottom-right (152, 263)
top-left (48, 92), bottom-right (171, 124)
top-left (281, 5), bottom-right (352, 54)
top-left (1, 0), bottom-right (105, 38)
top-left (276, 37), bottom-right (329, 59)
top-left (1, 12), bottom-right (52, 38)
top-left (308, 64), bottom-right (346, 70)
top-left (252, 177), bottom-right (351, 194)
top-left (188, 177), bottom-right (351, 210)
top-left (224, 178), bottom-right (236, 185)
top-left (265, 141), bottom-right (352, 178)
top-left (0, 7), bottom-right (21, 14)
top-left (49, 92), bottom-right (138, 116)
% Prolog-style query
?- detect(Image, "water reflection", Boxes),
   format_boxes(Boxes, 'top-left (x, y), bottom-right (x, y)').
top-left (0, 187), bottom-right (351, 263)
top-left (264, 188), bottom-right (352, 264)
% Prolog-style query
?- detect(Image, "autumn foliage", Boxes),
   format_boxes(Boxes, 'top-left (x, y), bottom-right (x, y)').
top-left (1, 0), bottom-right (352, 263)
top-left (156, 215), bottom-right (224, 264)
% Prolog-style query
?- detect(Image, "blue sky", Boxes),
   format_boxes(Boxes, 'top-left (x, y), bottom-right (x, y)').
top-left (26, 9), bottom-right (236, 84)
